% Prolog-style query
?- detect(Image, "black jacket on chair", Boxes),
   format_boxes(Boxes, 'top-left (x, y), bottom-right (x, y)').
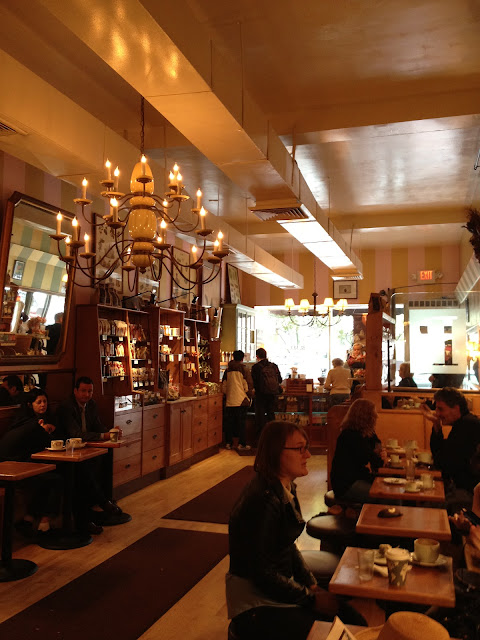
top-left (228, 472), bottom-right (315, 607)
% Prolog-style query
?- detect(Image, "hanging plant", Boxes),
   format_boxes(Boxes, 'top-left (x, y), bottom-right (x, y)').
top-left (465, 208), bottom-right (480, 263)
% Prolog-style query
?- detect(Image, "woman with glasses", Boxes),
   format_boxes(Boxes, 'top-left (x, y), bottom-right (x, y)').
top-left (226, 420), bottom-right (365, 640)
top-left (330, 398), bottom-right (387, 503)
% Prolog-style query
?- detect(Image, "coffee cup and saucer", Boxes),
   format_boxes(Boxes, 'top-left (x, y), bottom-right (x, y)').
top-left (412, 538), bottom-right (446, 567)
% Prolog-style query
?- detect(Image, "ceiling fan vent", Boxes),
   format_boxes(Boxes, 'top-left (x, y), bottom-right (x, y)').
top-left (0, 121), bottom-right (24, 137)
top-left (250, 206), bottom-right (308, 222)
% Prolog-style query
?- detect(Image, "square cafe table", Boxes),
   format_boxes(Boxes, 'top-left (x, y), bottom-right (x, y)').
top-left (369, 476), bottom-right (445, 503)
top-left (377, 464), bottom-right (442, 480)
top-left (356, 503), bottom-right (451, 541)
top-left (329, 546), bottom-right (455, 608)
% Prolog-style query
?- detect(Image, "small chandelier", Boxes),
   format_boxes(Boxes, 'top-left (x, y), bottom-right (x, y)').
top-left (284, 294), bottom-right (348, 327)
top-left (50, 97), bottom-right (228, 292)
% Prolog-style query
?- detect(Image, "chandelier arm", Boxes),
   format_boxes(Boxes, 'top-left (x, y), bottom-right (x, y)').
top-left (201, 265), bottom-right (221, 284)
top-left (162, 261), bottom-right (199, 292)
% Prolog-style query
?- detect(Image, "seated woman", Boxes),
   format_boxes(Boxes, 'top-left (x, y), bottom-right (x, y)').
top-left (324, 358), bottom-right (351, 408)
top-left (393, 362), bottom-right (417, 407)
top-left (0, 388), bottom-right (63, 533)
top-left (226, 420), bottom-right (365, 640)
top-left (330, 398), bottom-right (387, 503)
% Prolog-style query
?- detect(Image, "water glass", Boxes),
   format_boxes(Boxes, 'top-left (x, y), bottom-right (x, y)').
top-left (65, 439), bottom-right (76, 456)
top-left (357, 548), bottom-right (374, 581)
top-left (405, 458), bottom-right (416, 482)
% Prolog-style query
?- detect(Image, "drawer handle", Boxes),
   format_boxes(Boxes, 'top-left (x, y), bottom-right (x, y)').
top-left (153, 413), bottom-right (158, 419)
top-left (153, 434), bottom-right (158, 440)
top-left (152, 455), bottom-right (157, 460)
top-left (126, 419), bottom-right (132, 425)
top-left (125, 463), bottom-right (131, 469)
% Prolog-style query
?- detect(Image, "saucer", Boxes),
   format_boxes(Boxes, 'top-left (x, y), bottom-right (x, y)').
top-left (403, 485), bottom-right (421, 493)
top-left (70, 443), bottom-right (86, 449)
top-left (45, 446), bottom-right (66, 451)
top-left (383, 477), bottom-right (406, 485)
top-left (412, 554), bottom-right (447, 568)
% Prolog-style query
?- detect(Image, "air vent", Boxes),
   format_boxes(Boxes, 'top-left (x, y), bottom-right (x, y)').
top-left (408, 299), bottom-right (459, 309)
top-left (250, 206), bottom-right (308, 222)
top-left (0, 120), bottom-right (25, 137)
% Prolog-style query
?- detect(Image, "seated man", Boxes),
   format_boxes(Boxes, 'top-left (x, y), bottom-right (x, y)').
top-left (56, 376), bottom-right (123, 532)
top-left (0, 375), bottom-right (24, 407)
top-left (421, 387), bottom-right (480, 509)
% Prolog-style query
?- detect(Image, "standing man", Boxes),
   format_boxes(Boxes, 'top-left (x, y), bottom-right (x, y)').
top-left (45, 312), bottom-right (64, 355)
top-left (251, 348), bottom-right (282, 441)
top-left (222, 350), bottom-right (253, 450)
top-left (421, 387), bottom-right (480, 509)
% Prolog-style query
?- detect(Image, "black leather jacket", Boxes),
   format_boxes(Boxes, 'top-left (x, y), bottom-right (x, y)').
top-left (228, 472), bottom-right (316, 607)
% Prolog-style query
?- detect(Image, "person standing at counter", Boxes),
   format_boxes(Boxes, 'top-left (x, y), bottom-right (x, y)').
top-left (251, 348), bottom-right (282, 441)
top-left (45, 312), bottom-right (64, 355)
top-left (324, 358), bottom-right (351, 408)
top-left (421, 387), bottom-right (480, 508)
top-left (330, 398), bottom-right (387, 502)
top-left (222, 350), bottom-right (253, 450)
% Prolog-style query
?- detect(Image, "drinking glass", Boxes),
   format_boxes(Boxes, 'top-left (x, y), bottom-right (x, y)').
top-left (65, 439), bottom-right (76, 456)
top-left (405, 458), bottom-right (416, 482)
top-left (357, 548), bottom-right (374, 581)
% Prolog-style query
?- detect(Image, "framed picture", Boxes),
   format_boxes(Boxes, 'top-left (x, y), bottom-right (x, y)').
top-left (12, 259), bottom-right (25, 281)
top-left (333, 279), bottom-right (358, 299)
top-left (227, 264), bottom-right (241, 304)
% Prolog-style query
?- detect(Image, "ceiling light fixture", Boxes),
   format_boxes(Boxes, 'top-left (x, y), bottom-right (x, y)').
top-left (50, 97), bottom-right (228, 292)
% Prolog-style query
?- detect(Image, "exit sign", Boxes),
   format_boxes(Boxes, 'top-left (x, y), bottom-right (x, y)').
top-left (418, 270), bottom-right (435, 282)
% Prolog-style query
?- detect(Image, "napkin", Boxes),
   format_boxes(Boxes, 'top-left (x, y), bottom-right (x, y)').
top-left (373, 564), bottom-right (388, 577)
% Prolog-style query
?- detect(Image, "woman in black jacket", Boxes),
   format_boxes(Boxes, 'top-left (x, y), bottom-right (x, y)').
top-left (330, 398), bottom-right (386, 502)
top-left (226, 420), bottom-right (365, 640)
top-left (0, 388), bottom-right (63, 532)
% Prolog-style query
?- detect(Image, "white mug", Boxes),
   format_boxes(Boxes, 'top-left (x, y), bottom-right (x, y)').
top-left (421, 473), bottom-right (434, 489)
top-left (50, 440), bottom-right (64, 450)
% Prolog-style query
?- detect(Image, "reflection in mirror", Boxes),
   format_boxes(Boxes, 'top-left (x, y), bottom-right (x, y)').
top-left (0, 193), bottom-right (72, 361)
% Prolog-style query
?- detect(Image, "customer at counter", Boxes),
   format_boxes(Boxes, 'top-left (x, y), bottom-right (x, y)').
top-left (330, 398), bottom-right (387, 502)
top-left (251, 348), bottom-right (282, 441)
top-left (324, 358), bottom-right (351, 408)
top-left (226, 420), bottom-right (365, 640)
top-left (421, 387), bottom-right (480, 509)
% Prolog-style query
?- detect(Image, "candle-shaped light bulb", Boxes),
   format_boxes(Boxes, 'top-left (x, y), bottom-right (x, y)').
top-left (162, 199), bottom-right (169, 208)
top-left (160, 218), bottom-right (167, 242)
top-left (173, 163), bottom-right (179, 176)
top-left (84, 233), bottom-right (90, 254)
top-left (114, 167), bottom-right (119, 191)
top-left (141, 154), bottom-right (147, 176)
top-left (72, 217), bottom-right (79, 242)
top-left (177, 172), bottom-right (182, 182)
top-left (105, 159), bottom-right (111, 180)
top-left (56, 212), bottom-right (62, 236)
top-left (110, 197), bottom-right (119, 223)
top-left (214, 239), bottom-right (219, 250)
top-left (199, 206), bottom-right (206, 230)
top-left (82, 178), bottom-right (88, 199)
top-left (196, 189), bottom-right (202, 209)
top-left (169, 171), bottom-right (175, 186)
top-left (65, 236), bottom-right (71, 257)
top-left (217, 230), bottom-right (223, 251)
top-left (192, 245), bottom-right (198, 257)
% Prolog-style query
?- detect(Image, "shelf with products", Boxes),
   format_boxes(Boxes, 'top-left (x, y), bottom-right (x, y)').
top-left (128, 309), bottom-right (155, 394)
top-left (148, 306), bottom-right (185, 398)
top-left (274, 393), bottom-right (328, 448)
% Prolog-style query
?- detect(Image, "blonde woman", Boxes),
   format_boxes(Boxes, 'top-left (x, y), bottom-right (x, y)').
top-left (330, 399), bottom-right (387, 502)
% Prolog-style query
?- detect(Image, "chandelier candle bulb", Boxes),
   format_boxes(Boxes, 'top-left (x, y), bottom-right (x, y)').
top-left (105, 159), bottom-right (111, 181)
top-left (218, 231), bottom-right (223, 251)
top-left (84, 233), bottom-right (90, 254)
top-left (176, 172), bottom-right (182, 191)
top-left (196, 189), bottom-right (202, 209)
top-left (160, 219), bottom-right (167, 243)
top-left (65, 237), bottom-right (71, 257)
top-left (72, 217), bottom-right (79, 242)
top-left (56, 212), bottom-right (62, 236)
top-left (141, 155), bottom-right (147, 176)
top-left (114, 167), bottom-right (119, 191)
top-left (82, 178), bottom-right (88, 199)
top-left (199, 206), bottom-right (206, 230)
top-left (110, 198), bottom-right (119, 223)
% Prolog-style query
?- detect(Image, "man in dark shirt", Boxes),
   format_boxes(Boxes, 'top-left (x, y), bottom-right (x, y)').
top-left (251, 348), bottom-right (282, 441)
top-left (45, 312), bottom-right (64, 355)
top-left (0, 375), bottom-right (24, 406)
top-left (421, 387), bottom-right (480, 509)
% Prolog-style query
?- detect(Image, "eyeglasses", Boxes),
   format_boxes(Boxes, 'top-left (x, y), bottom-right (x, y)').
top-left (283, 444), bottom-right (310, 454)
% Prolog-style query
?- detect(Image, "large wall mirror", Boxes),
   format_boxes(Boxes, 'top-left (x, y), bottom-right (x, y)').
top-left (0, 192), bottom-right (73, 363)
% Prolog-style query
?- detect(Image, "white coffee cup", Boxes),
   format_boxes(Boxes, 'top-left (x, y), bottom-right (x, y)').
top-left (404, 480), bottom-right (418, 492)
top-left (386, 548), bottom-right (411, 586)
top-left (405, 439), bottom-right (417, 449)
top-left (50, 440), bottom-right (64, 450)
top-left (414, 538), bottom-right (440, 564)
top-left (109, 428), bottom-right (120, 443)
top-left (71, 438), bottom-right (82, 446)
top-left (390, 453), bottom-right (400, 464)
top-left (387, 438), bottom-right (398, 448)
top-left (418, 451), bottom-right (433, 464)
top-left (420, 473), bottom-right (434, 489)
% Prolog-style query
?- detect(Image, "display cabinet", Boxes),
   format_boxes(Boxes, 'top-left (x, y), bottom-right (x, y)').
top-left (149, 306), bottom-right (185, 396)
top-left (275, 393), bottom-right (328, 450)
top-left (220, 303), bottom-right (256, 360)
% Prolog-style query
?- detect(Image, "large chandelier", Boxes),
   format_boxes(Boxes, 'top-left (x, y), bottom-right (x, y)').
top-left (50, 98), bottom-right (228, 292)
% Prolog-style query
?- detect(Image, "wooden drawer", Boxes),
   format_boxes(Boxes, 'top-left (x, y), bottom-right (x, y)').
top-left (208, 395), bottom-right (223, 414)
top-left (209, 410), bottom-right (223, 430)
top-left (143, 405), bottom-right (166, 431)
top-left (142, 445), bottom-right (165, 475)
top-left (193, 430), bottom-right (208, 453)
top-left (192, 413), bottom-right (208, 435)
top-left (114, 411), bottom-right (142, 437)
top-left (113, 454), bottom-right (141, 486)
top-left (143, 426), bottom-right (165, 452)
top-left (193, 398), bottom-right (209, 414)
top-left (113, 439), bottom-right (142, 462)
top-left (208, 426), bottom-right (223, 447)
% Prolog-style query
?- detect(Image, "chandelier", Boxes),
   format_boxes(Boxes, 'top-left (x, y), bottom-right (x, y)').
top-left (50, 97), bottom-right (228, 292)
top-left (284, 294), bottom-right (348, 327)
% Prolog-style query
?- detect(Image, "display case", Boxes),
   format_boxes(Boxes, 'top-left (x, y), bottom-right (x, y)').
top-left (220, 303), bottom-right (256, 361)
top-left (275, 392), bottom-right (328, 450)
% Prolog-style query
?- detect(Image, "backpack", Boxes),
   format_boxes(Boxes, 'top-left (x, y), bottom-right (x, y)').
top-left (259, 362), bottom-right (281, 394)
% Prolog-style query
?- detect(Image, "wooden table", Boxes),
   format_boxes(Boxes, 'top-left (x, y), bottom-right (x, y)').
top-left (329, 546), bottom-right (455, 608)
top-left (85, 440), bottom-right (133, 525)
top-left (369, 476), bottom-right (445, 503)
top-left (31, 447), bottom-right (107, 549)
top-left (378, 465), bottom-right (441, 480)
top-left (0, 461), bottom-right (56, 582)
top-left (356, 503), bottom-right (451, 541)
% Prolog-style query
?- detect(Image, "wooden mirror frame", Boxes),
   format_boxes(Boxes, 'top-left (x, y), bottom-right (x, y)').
top-left (0, 191), bottom-right (74, 365)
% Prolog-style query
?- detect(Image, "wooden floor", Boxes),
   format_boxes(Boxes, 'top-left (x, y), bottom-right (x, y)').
top-left (0, 451), bottom-right (382, 638)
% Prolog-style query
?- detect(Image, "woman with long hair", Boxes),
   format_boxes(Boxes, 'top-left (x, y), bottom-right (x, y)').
top-left (330, 398), bottom-right (387, 502)
top-left (226, 420), bottom-right (365, 640)
top-left (0, 388), bottom-right (63, 533)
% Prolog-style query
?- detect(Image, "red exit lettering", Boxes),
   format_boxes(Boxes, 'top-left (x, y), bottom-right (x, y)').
top-left (420, 270), bottom-right (433, 281)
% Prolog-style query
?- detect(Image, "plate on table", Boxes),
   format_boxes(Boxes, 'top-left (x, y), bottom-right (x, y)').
top-left (45, 446), bottom-right (66, 451)
top-left (412, 554), bottom-right (448, 568)
top-left (383, 477), bottom-right (407, 485)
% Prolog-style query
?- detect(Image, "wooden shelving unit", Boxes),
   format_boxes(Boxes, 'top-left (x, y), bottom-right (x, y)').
top-left (275, 392), bottom-right (328, 450)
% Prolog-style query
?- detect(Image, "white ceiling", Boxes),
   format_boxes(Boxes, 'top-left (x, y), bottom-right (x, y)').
top-left (0, 0), bottom-right (478, 262)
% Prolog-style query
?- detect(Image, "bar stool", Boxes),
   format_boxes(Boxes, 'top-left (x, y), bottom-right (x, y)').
top-left (306, 514), bottom-right (357, 554)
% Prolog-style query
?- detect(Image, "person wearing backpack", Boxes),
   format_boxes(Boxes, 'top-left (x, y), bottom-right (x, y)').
top-left (251, 348), bottom-right (283, 440)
